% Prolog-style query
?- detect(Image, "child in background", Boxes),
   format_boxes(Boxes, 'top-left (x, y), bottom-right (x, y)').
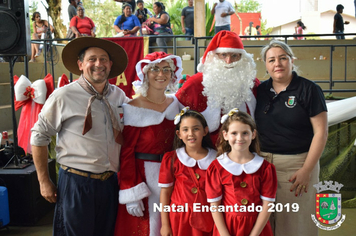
top-left (159, 107), bottom-right (217, 236)
top-left (135, 0), bottom-right (153, 24)
top-left (206, 108), bottom-right (277, 236)
top-left (294, 21), bottom-right (306, 40)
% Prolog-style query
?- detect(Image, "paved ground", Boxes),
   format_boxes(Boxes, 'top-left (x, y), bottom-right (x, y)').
top-left (0, 208), bottom-right (355, 236)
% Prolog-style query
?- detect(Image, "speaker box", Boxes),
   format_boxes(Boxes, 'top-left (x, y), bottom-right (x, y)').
top-left (0, 0), bottom-right (31, 56)
top-left (0, 159), bottom-right (56, 225)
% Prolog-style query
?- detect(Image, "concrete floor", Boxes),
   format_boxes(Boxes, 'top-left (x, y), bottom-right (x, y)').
top-left (0, 208), bottom-right (355, 236)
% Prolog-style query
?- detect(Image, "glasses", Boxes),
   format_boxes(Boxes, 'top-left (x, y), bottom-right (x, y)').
top-left (149, 67), bottom-right (173, 74)
top-left (216, 53), bottom-right (242, 62)
top-left (264, 94), bottom-right (278, 114)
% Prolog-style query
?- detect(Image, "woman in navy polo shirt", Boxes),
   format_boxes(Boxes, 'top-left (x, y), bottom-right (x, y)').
top-left (255, 40), bottom-right (328, 236)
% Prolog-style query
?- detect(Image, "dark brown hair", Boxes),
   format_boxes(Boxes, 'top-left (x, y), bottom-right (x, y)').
top-left (173, 110), bottom-right (214, 150)
top-left (31, 12), bottom-right (41, 22)
top-left (216, 110), bottom-right (260, 156)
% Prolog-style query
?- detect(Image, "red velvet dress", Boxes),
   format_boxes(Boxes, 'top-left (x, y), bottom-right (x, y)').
top-left (206, 153), bottom-right (277, 236)
top-left (158, 148), bottom-right (217, 236)
top-left (175, 73), bottom-right (259, 145)
top-left (114, 95), bottom-right (180, 236)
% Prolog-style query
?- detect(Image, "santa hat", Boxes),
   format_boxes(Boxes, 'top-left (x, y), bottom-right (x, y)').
top-left (134, 51), bottom-right (183, 88)
top-left (201, 30), bottom-right (245, 65)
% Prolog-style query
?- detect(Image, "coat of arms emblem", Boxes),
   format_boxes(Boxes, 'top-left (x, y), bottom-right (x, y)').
top-left (311, 181), bottom-right (346, 230)
top-left (285, 96), bottom-right (296, 108)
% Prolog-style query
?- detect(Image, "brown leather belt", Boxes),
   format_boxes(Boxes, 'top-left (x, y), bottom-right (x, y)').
top-left (61, 165), bottom-right (114, 181)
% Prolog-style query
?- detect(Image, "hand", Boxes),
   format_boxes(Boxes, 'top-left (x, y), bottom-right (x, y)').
top-left (39, 179), bottom-right (57, 203)
top-left (182, 28), bottom-right (186, 34)
top-left (126, 200), bottom-right (145, 217)
top-left (147, 18), bottom-right (155, 24)
top-left (345, 21), bottom-right (350, 25)
top-left (289, 167), bottom-right (311, 197)
top-left (221, 12), bottom-right (228, 17)
top-left (160, 224), bottom-right (173, 236)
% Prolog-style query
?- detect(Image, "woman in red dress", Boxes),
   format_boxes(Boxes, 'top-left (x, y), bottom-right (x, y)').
top-left (206, 109), bottom-right (277, 236)
top-left (159, 108), bottom-right (217, 236)
top-left (114, 52), bottom-right (182, 236)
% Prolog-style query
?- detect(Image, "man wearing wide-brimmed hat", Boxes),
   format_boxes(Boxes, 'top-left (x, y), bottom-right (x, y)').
top-left (31, 37), bottom-right (130, 235)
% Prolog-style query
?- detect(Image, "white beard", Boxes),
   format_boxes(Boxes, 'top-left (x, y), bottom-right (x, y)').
top-left (201, 53), bottom-right (257, 113)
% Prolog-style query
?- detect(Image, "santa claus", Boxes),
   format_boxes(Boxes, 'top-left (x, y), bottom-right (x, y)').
top-left (176, 30), bottom-right (259, 144)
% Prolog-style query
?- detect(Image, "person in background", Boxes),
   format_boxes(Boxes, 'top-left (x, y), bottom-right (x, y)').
top-left (31, 37), bottom-right (129, 236)
top-left (181, 0), bottom-right (194, 40)
top-left (256, 25), bottom-right (262, 39)
top-left (255, 40), bottom-right (328, 236)
top-left (159, 108), bottom-right (216, 236)
top-left (176, 30), bottom-right (259, 145)
top-left (30, 12), bottom-right (54, 62)
top-left (114, 52), bottom-right (182, 236)
top-left (70, 5), bottom-right (96, 38)
top-left (114, 3), bottom-right (141, 36)
top-left (135, 0), bottom-right (153, 25)
top-left (206, 109), bottom-right (277, 236)
top-left (294, 21), bottom-right (306, 40)
top-left (244, 21), bottom-right (257, 40)
top-left (147, 2), bottom-right (173, 53)
top-left (211, 0), bottom-right (235, 34)
top-left (114, 0), bottom-right (136, 12)
top-left (333, 4), bottom-right (350, 39)
top-left (68, 0), bottom-right (78, 21)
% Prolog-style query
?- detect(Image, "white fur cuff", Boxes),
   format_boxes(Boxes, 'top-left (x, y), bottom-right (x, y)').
top-left (119, 182), bottom-right (152, 204)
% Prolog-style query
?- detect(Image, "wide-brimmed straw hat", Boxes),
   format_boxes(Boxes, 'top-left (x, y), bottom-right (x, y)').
top-left (62, 37), bottom-right (128, 78)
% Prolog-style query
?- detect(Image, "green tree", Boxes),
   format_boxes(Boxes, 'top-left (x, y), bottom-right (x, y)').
top-left (234, 0), bottom-right (273, 36)
top-left (206, 2), bottom-right (215, 36)
top-left (162, 0), bottom-right (185, 36)
top-left (235, 0), bottom-right (261, 13)
top-left (260, 19), bottom-right (273, 35)
top-left (46, 0), bottom-right (66, 39)
top-left (84, 0), bottom-right (121, 37)
top-left (29, 1), bottom-right (39, 35)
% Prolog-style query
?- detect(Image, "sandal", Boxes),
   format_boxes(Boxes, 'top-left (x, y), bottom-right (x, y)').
top-left (35, 49), bottom-right (42, 58)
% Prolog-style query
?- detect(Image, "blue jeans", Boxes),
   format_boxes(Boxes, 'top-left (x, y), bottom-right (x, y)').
top-left (215, 25), bottom-right (230, 34)
top-left (149, 32), bottom-right (172, 53)
top-left (184, 27), bottom-right (194, 40)
top-left (335, 30), bottom-right (345, 40)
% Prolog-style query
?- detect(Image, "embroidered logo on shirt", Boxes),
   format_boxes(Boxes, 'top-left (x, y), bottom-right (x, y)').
top-left (285, 96), bottom-right (297, 108)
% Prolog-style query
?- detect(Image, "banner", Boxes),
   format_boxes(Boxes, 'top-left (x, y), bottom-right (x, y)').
top-left (104, 37), bottom-right (149, 98)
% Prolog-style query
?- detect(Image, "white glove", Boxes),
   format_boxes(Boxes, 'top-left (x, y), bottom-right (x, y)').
top-left (126, 200), bottom-right (145, 217)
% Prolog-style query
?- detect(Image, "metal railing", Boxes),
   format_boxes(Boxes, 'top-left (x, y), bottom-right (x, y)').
top-left (30, 33), bottom-right (356, 95)
top-left (193, 33), bottom-right (356, 95)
